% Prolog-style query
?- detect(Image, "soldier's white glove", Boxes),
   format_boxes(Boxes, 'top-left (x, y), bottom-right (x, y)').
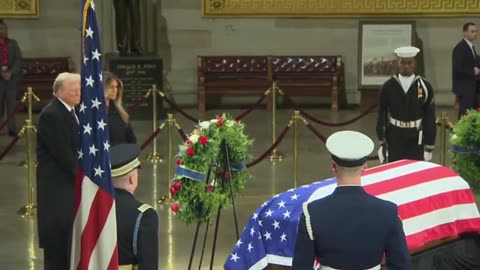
top-left (424, 151), bottom-right (432, 161)
top-left (378, 146), bottom-right (387, 163)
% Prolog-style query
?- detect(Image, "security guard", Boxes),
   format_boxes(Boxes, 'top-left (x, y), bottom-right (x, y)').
top-left (292, 131), bottom-right (412, 270)
top-left (376, 46), bottom-right (436, 163)
top-left (110, 144), bottom-right (158, 270)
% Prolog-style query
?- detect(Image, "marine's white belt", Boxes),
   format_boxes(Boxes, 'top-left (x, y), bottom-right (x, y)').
top-left (319, 264), bottom-right (381, 270)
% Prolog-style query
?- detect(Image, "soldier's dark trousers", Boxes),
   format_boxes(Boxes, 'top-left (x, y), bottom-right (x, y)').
top-left (386, 125), bottom-right (423, 163)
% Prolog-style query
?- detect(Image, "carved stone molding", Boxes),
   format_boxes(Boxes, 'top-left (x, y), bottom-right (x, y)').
top-left (202, 0), bottom-right (480, 17)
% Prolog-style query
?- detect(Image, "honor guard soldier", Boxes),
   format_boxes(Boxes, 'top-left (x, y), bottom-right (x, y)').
top-left (110, 144), bottom-right (159, 270)
top-left (292, 131), bottom-right (412, 270)
top-left (376, 46), bottom-right (436, 163)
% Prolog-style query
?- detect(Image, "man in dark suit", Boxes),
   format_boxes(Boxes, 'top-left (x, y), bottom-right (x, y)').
top-left (110, 144), bottom-right (158, 270)
top-left (36, 72), bottom-right (81, 270)
top-left (292, 130), bottom-right (412, 270)
top-left (452, 22), bottom-right (480, 119)
top-left (0, 19), bottom-right (22, 136)
top-left (113, 0), bottom-right (142, 56)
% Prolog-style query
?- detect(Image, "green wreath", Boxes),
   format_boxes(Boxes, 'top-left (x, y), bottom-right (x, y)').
top-left (169, 113), bottom-right (253, 224)
top-left (450, 109), bottom-right (480, 193)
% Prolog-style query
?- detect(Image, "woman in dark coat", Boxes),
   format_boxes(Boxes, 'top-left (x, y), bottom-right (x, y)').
top-left (104, 71), bottom-right (136, 146)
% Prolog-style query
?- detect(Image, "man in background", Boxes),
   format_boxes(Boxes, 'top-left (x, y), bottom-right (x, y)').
top-left (36, 73), bottom-right (80, 270)
top-left (452, 22), bottom-right (480, 119)
top-left (0, 19), bottom-right (22, 136)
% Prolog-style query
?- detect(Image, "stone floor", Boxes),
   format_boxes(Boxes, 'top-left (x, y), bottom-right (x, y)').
top-left (0, 105), bottom-right (468, 269)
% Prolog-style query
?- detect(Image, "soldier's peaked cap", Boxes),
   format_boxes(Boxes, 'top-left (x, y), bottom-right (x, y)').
top-left (326, 130), bottom-right (374, 167)
top-left (110, 144), bottom-right (141, 177)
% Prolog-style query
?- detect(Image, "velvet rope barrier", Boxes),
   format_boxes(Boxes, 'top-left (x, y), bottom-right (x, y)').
top-left (176, 125), bottom-right (188, 142)
top-left (281, 92), bottom-right (378, 127)
top-left (0, 135), bottom-right (21, 160)
top-left (246, 124), bottom-right (291, 168)
top-left (140, 122), bottom-right (165, 151)
top-left (234, 89), bottom-right (270, 121)
top-left (127, 89), bottom-right (152, 114)
top-left (157, 91), bottom-right (200, 122)
top-left (0, 102), bottom-right (23, 132)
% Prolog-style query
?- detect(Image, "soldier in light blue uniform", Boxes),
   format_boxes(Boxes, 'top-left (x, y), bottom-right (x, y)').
top-left (292, 130), bottom-right (412, 270)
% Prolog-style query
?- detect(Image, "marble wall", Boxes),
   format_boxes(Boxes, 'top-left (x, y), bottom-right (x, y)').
top-left (4, 0), bottom-right (477, 106)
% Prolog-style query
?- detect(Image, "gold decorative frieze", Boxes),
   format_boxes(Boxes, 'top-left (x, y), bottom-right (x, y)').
top-left (0, 0), bottom-right (39, 18)
top-left (202, 0), bottom-right (480, 17)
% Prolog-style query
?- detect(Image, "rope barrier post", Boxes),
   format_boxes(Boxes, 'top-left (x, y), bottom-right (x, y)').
top-left (292, 110), bottom-right (301, 188)
top-left (147, 84), bottom-right (164, 163)
top-left (158, 113), bottom-right (176, 204)
top-left (270, 82), bottom-right (285, 161)
top-left (17, 87), bottom-right (40, 216)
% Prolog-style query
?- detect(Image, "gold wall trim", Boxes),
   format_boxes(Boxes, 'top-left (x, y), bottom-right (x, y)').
top-left (202, 0), bottom-right (480, 17)
top-left (1, 0), bottom-right (39, 19)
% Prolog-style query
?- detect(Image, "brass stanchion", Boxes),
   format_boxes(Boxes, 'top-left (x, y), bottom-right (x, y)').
top-left (292, 111), bottom-right (300, 188)
top-left (17, 87), bottom-right (40, 216)
top-left (270, 82), bottom-right (285, 161)
top-left (148, 84), bottom-right (164, 163)
top-left (436, 111), bottom-right (454, 166)
top-left (158, 113), bottom-right (176, 204)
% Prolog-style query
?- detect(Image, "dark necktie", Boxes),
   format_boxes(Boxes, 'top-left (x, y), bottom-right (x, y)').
top-left (472, 45), bottom-right (477, 59)
top-left (71, 109), bottom-right (79, 124)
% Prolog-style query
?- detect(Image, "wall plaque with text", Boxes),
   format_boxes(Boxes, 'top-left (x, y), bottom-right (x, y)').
top-left (108, 56), bottom-right (165, 120)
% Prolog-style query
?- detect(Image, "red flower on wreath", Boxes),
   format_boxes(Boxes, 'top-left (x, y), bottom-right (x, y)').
top-left (222, 171), bottom-right (230, 181)
top-left (176, 159), bottom-right (183, 165)
top-left (186, 148), bottom-right (195, 156)
top-left (216, 116), bottom-right (225, 127)
top-left (171, 202), bottom-right (180, 213)
top-left (206, 184), bottom-right (214, 192)
top-left (199, 135), bottom-right (208, 145)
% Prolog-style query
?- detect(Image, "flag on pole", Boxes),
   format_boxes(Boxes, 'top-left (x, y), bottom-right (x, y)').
top-left (70, 0), bottom-right (119, 269)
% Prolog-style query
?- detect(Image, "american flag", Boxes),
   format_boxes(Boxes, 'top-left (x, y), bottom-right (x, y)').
top-left (70, 1), bottom-right (119, 269)
top-left (224, 160), bottom-right (480, 270)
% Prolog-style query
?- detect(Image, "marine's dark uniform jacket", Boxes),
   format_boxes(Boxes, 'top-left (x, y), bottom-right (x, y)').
top-left (376, 75), bottom-right (436, 162)
top-left (292, 186), bottom-right (412, 270)
top-left (115, 188), bottom-right (158, 270)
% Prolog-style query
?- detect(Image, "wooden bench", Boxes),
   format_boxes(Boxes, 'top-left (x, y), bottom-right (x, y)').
top-left (17, 57), bottom-right (72, 111)
top-left (272, 56), bottom-right (345, 111)
top-left (197, 56), bottom-right (272, 113)
top-left (197, 55), bottom-right (345, 113)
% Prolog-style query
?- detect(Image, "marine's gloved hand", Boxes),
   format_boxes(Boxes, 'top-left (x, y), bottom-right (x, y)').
top-left (378, 146), bottom-right (387, 163)
top-left (424, 151), bottom-right (432, 161)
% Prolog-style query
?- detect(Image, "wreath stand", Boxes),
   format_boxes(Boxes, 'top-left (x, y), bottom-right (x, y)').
top-left (187, 140), bottom-right (241, 270)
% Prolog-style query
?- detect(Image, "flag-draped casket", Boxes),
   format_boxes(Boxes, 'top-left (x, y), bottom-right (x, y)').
top-left (224, 160), bottom-right (480, 270)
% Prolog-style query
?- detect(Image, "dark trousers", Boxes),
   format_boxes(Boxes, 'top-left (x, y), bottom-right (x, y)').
top-left (0, 79), bottom-right (17, 133)
top-left (42, 224), bottom-right (71, 270)
top-left (113, 0), bottom-right (141, 54)
top-left (457, 88), bottom-right (480, 119)
top-left (386, 126), bottom-right (424, 163)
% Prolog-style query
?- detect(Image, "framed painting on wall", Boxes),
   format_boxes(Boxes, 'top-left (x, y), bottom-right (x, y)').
top-left (0, 0), bottom-right (39, 18)
top-left (358, 21), bottom-right (416, 89)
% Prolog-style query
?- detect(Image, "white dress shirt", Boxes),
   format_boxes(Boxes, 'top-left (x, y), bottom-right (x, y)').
top-left (57, 97), bottom-right (79, 123)
top-left (464, 38), bottom-right (476, 58)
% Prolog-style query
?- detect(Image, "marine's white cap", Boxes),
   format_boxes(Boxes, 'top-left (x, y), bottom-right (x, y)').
top-left (326, 130), bottom-right (374, 167)
top-left (394, 46), bottom-right (420, 58)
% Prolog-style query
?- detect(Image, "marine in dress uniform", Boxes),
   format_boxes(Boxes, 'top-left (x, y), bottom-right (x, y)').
top-left (376, 46), bottom-right (436, 163)
top-left (110, 144), bottom-right (158, 270)
top-left (292, 131), bottom-right (412, 270)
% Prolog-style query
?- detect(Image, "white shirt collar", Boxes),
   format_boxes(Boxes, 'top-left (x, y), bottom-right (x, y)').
top-left (464, 38), bottom-right (474, 48)
top-left (57, 97), bottom-right (75, 112)
top-left (397, 74), bottom-right (416, 93)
